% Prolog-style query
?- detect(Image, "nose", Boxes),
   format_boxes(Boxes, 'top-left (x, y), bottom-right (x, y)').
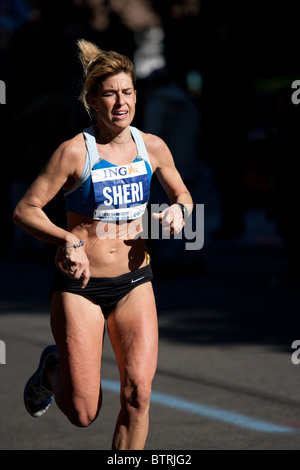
top-left (116, 92), bottom-right (125, 106)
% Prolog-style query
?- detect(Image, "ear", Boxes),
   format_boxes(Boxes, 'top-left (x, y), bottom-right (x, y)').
top-left (88, 93), bottom-right (98, 111)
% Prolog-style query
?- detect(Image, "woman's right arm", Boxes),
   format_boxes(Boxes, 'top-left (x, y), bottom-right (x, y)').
top-left (13, 138), bottom-right (82, 247)
top-left (13, 137), bottom-right (91, 288)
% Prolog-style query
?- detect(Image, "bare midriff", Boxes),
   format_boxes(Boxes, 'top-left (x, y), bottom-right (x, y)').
top-left (66, 211), bottom-right (148, 277)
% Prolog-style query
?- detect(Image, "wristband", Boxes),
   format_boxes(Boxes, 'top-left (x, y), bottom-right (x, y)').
top-left (174, 203), bottom-right (188, 219)
top-left (63, 240), bottom-right (84, 252)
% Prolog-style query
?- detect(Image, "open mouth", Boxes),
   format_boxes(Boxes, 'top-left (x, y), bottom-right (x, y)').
top-left (112, 110), bottom-right (128, 119)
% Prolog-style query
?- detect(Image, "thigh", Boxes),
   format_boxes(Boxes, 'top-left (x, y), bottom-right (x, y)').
top-left (107, 282), bottom-right (158, 384)
top-left (50, 291), bottom-right (105, 401)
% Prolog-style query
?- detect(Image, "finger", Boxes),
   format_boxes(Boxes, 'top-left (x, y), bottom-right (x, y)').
top-left (162, 226), bottom-right (171, 236)
top-left (161, 217), bottom-right (172, 226)
top-left (152, 212), bottom-right (162, 220)
top-left (159, 210), bottom-right (173, 225)
top-left (81, 269), bottom-right (90, 289)
top-left (72, 269), bottom-right (82, 279)
top-left (175, 222), bottom-right (184, 233)
top-left (67, 269), bottom-right (77, 279)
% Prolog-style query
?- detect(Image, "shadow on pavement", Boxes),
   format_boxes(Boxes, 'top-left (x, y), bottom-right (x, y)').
top-left (152, 242), bottom-right (300, 352)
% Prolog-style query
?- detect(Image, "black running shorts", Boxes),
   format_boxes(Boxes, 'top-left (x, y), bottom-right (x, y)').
top-left (49, 264), bottom-right (153, 318)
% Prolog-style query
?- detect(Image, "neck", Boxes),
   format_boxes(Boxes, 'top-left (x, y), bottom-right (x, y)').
top-left (94, 126), bottom-right (132, 145)
top-left (112, 136), bottom-right (132, 144)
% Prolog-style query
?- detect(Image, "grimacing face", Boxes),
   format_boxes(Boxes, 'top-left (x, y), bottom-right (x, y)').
top-left (90, 72), bottom-right (137, 130)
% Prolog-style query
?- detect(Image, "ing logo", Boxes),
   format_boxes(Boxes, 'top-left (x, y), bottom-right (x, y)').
top-left (128, 164), bottom-right (139, 174)
top-left (0, 80), bottom-right (6, 104)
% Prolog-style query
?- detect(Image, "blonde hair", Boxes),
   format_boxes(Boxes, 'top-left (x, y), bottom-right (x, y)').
top-left (77, 38), bottom-right (136, 118)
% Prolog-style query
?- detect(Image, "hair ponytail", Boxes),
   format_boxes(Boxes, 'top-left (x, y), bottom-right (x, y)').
top-left (77, 38), bottom-right (102, 76)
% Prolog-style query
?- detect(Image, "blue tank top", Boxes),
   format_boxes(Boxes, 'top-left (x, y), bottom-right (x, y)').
top-left (64, 126), bottom-right (153, 221)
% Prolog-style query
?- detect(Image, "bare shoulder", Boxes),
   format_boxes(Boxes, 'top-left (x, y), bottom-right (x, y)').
top-left (54, 132), bottom-right (86, 164)
top-left (36, 131), bottom-right (87, 192)
top-left (139, 131), bottom-right (172, 171)
top-left (140, 131), bottom-right (168, 152)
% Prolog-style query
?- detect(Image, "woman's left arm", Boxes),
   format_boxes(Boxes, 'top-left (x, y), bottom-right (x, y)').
top-left (144, 133), bottom-right (193, 235)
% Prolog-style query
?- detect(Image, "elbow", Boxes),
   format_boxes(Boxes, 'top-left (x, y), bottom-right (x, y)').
top-left (12, 204), bottom-right (24, 227)
top-left (12, 207), bottom-right (20, 226)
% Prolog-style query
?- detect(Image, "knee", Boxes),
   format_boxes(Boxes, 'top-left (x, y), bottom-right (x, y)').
top-left (66, 395), bottom-right (102, 428)
top-left (68, 407), bottom-right (99, 428)
top-left (121, 380), bottom-right (152, 416)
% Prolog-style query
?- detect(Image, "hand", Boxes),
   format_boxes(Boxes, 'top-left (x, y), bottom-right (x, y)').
top-left (55, 244), bottom-right (90, 289)
top-left (152, 204), bottom-right (184, 236)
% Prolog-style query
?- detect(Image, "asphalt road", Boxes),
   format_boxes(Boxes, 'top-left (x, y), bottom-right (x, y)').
top-left (1, 209), bottom-right (300, 456)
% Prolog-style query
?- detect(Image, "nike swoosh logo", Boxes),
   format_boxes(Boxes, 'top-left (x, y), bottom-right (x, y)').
top-left (131, 276), bottom-right (145, 283)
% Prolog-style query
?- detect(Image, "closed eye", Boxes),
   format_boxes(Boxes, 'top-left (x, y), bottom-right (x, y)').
top-left (102, 89), bottom-right (134, 97)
